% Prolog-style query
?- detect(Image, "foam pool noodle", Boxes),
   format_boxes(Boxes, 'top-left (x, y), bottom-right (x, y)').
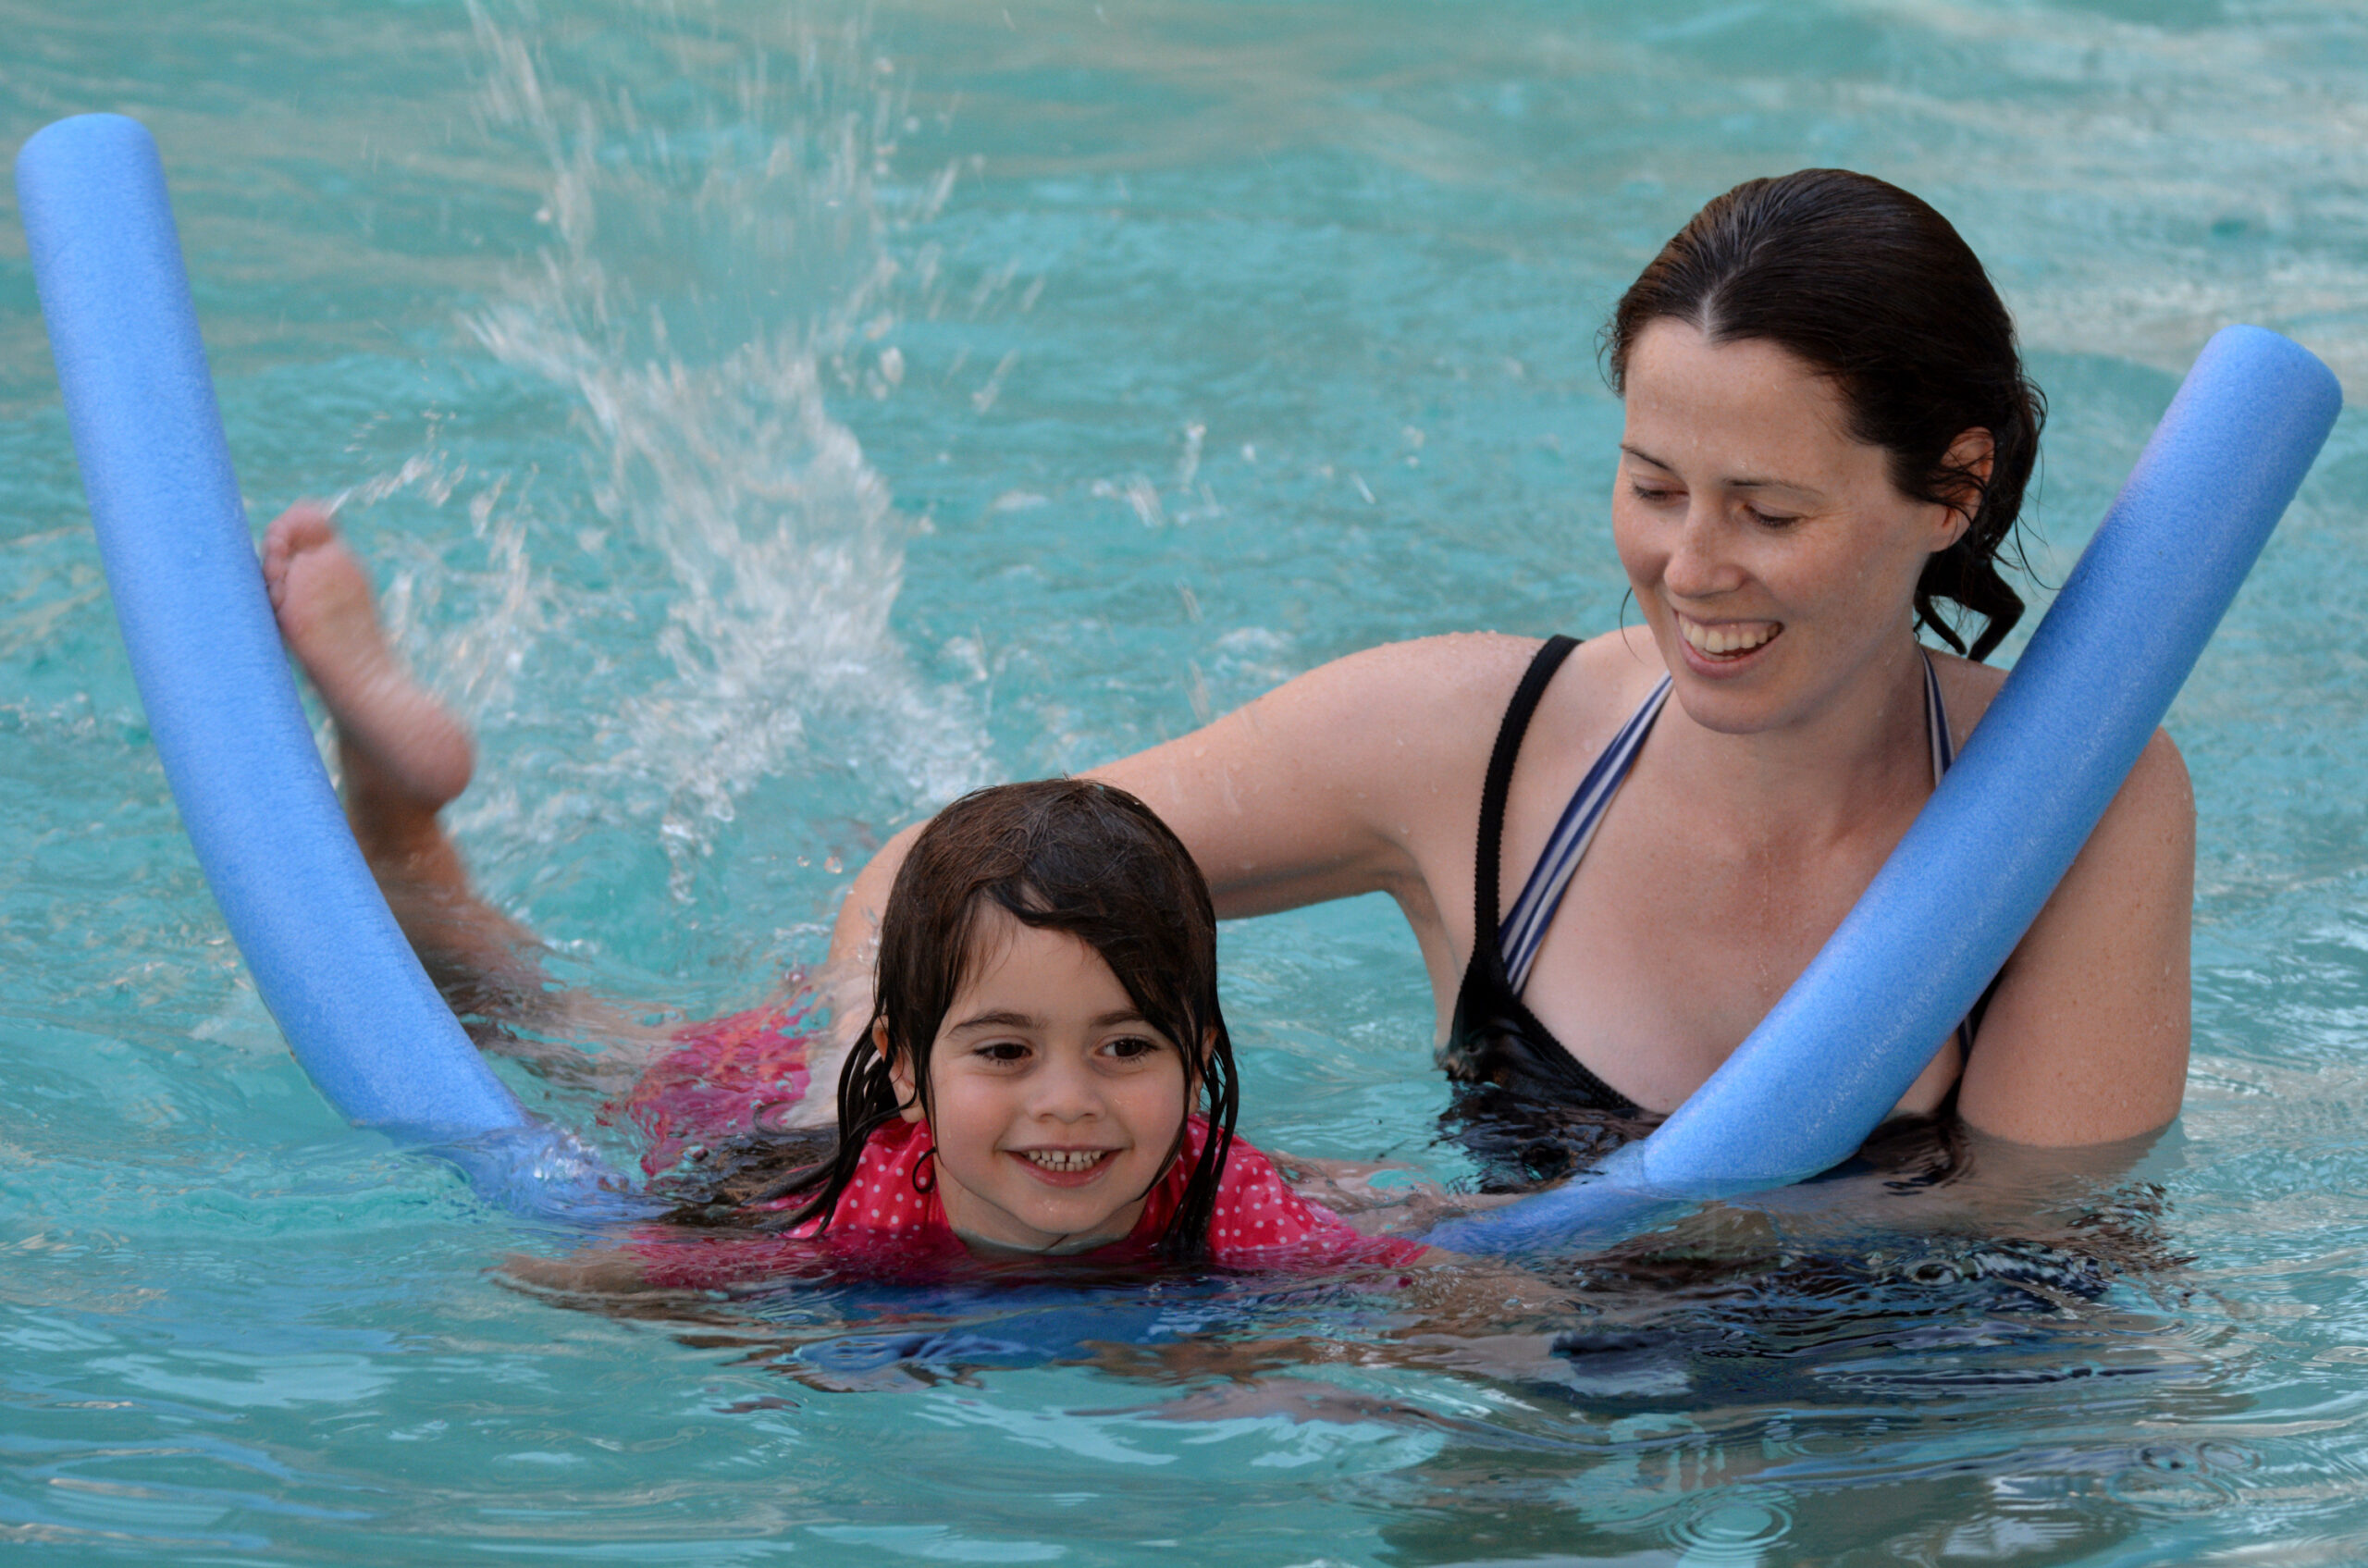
top-left (17, 113), bottom-right (652, 1223)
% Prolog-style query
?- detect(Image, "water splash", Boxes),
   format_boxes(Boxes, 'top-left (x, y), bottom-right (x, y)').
top-left (459, 1), bottom-right (983, 896)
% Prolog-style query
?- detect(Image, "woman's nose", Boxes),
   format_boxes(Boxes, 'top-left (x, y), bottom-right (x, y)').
top-left (1662, 502), bottom-right (1741, 600)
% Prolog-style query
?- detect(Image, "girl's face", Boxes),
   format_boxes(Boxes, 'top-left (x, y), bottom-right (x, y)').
top-left (888, 908), bottom-right (1192, 1253)
top-left (1612, 320), bottom-right (1981, 733)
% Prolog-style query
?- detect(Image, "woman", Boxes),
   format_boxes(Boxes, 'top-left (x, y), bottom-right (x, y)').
top-left (825, 169), bottom-right (2194, 1163)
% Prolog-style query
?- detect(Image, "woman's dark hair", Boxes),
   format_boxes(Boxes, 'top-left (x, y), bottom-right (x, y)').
top-left (1604, 168), bottom-right (2045, 661)
top-left (727, 778), bottom-right (1240, 1261)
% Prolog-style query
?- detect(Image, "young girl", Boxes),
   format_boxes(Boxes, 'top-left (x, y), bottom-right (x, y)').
top-left (262, 505), bottom-right (1431, 1284)
top-left (623, 779), bottom-right (1433, 1287)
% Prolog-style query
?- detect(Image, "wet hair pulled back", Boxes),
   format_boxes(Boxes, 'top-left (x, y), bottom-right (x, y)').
top-left (710, 778), bottom-right (1240, 1262)
top-left (1605, 168), bottom-right (2046, 661)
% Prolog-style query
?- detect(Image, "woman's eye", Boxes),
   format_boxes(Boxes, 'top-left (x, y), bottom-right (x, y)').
top-left (1743, 505), bottom-right (1798, 528)
top-left (1629, 483), bottom-right (1680, 505)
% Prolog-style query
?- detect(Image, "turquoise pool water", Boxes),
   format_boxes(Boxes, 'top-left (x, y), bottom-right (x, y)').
top-left (9, 1), bottom-right (2368, 1562)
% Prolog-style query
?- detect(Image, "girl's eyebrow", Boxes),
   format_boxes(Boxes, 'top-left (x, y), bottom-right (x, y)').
top-left (948, 1009), bottom-right (1041, 1031)
top-left (946, 1007), bottom-right (1152, 1032)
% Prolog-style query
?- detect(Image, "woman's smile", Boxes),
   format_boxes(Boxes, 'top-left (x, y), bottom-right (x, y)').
top-left (1675, 612), bottom-right (1783, 661)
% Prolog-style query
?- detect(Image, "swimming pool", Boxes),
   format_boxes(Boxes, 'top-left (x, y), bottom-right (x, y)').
top-left (8, 0), bottom-right (2368, 1561)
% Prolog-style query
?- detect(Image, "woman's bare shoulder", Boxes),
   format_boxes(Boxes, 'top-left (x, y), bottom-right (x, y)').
top-left (1255, 629), bottom-right (1662, 771)
top-left (1926, 646), bottom-right (2192, 825)
top-left (1949, 647), bottom-right (2193, 1146)
top-left (1316, 625), bottom-right (1659, 705)
top-left (1285, 631), bottom-right (1544, 707)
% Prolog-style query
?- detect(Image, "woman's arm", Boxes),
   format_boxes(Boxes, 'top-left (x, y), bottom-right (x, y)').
top-left (822, 634), bottom-right (1536, 1041)
top-left (1955, 728), bottom-right (2196, 1144)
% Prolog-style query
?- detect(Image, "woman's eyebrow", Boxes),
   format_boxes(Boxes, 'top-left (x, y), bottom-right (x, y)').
top-left (1622, 443), bottom-right (1821, 497)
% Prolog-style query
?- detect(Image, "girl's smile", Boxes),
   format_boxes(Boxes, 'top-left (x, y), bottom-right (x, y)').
top-left (888, 909), bottom-right (1191, 1253)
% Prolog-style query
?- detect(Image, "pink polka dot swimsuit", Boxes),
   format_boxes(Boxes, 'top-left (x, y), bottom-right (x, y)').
top-left (612, 1003), bottom-right (1428, 1289)
top-left (631, 1116), bottom-right (1427, 1290)
top-left (610, 1000), bottom-right (820, 1179)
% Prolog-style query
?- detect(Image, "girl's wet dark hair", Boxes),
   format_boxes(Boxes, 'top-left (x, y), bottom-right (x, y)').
top-left (728, 779), bottom-right (1240, 1260)
top-left (1605, 168), bottom-right (2046, 661)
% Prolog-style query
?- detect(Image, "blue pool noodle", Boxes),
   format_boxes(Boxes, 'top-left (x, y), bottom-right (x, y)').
top-left (1426, 324), bottom-right (2341, 1255)
top-left (16, 114), bottom-right (644, 1216)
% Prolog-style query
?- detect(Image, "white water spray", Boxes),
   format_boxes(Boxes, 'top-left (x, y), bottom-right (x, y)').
top-left (450, 2), bottom-right (983, 897)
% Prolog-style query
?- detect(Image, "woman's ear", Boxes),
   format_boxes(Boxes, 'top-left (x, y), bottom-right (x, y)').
top-left (880, 1019), bottom-right (927, 1124)
top-left (1933, 427), bottom-right (1996, 550)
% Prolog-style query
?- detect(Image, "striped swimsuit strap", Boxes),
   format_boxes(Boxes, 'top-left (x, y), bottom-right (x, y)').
top-left (1498, 650), bottom-right (1959, 1001)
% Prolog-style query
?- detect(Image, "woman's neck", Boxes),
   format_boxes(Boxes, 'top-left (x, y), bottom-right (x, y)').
top-left (1649, 632), bottom-right (1937, 851)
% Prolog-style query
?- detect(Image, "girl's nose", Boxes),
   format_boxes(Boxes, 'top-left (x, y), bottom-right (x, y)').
top-left (1026, 1055), bottom-right (1104, 1121)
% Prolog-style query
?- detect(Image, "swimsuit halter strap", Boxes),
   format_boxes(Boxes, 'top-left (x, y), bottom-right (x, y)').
top-left (1499, 650), bottom-right (1954, 995)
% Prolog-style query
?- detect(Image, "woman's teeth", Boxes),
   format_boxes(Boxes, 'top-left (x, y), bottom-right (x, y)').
top-left (1022, 1149), bottom-right (1108, 1172)
top-left (1681, 618), bottom-right (1780, 657)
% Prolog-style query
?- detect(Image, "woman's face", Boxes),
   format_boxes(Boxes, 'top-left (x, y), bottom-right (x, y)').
top-left (1612, 319), bottom-right (1977, 734)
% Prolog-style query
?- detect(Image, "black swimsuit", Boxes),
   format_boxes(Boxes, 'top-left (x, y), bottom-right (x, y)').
top-left (1443, 636), bottom-right (1640, 1115)
top-left (1437, 636), bottom-right (1974, 1189)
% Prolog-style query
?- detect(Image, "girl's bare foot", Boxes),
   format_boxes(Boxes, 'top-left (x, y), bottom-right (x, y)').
top-left (263, 503), bottom-right (474, 809)
top-left (263, 503), bottom-right (561, 1024)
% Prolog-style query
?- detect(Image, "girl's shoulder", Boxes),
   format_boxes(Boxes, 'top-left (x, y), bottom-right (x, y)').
top-left (796, 1117), bottom-right (939, 1237)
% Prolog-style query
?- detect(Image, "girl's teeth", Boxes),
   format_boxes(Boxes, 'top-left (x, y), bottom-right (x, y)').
top-left (1024, 1149), bottom-right (1105, 1172)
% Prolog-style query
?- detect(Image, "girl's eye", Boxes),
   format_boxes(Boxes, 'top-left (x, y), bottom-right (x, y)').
top-left (974, 1041), bottom-right (1030, 1064)
top-left (1103, 1035), bottom-right (1166, 1062)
